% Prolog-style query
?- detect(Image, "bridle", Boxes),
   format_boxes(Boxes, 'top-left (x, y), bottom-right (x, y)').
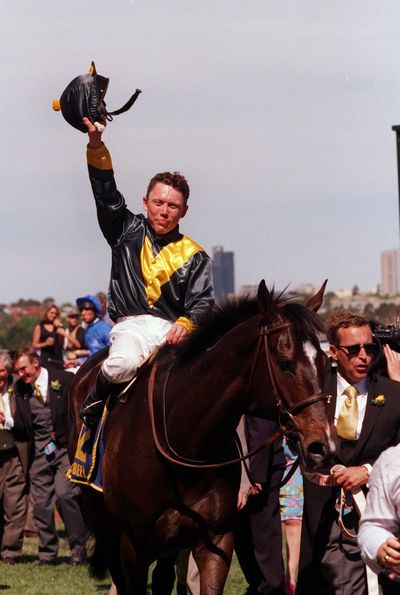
top-left (147, 314), bottom-right (328, 470)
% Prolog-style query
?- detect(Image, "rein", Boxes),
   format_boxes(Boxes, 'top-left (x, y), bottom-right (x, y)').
top-left (147, 317), bottom-right (326, 471)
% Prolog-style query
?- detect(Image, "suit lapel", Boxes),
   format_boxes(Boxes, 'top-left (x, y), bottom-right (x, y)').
top-left (324, 366), bottom-right (338, 422)
top-left (350, 377), bottom-right (382, 463)
top-left (47, 371), bottom-right (57, 427)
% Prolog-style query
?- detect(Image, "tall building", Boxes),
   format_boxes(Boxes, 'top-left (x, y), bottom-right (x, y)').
top-left (212, 246), bottom-right (235, 302)
top-left (381, 248), bottom-right (400, 295)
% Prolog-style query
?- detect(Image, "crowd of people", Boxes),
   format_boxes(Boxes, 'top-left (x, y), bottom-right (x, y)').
top-left (2, 303), bottom-right (400, 595)
top-left (0, 293), bottom-right (112, 567)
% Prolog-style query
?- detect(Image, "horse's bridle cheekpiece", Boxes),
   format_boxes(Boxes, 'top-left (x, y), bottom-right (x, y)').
top-left (52, 61), bottom-right (141, 133)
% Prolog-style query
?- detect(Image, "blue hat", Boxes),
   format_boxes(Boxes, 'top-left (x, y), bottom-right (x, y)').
top-left (76, 294), bottom-right (102, 316)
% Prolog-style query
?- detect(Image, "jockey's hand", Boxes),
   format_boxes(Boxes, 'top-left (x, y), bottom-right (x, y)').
top-left (377, 537), bottom-right (400, 572)
top-left (83, 116), bottom-right (104, 149)
top-left (166, 323), bottom-right (189, 345)
top-left (237, 491), bottom-right (249, 511)
top-left (333, 466), bottom-right (369, 491)
top-left (384, 344), bottom-right (400, 382)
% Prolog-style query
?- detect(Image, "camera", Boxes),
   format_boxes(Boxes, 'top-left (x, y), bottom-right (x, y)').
top-left (373, 324), bottom-right (400, 352)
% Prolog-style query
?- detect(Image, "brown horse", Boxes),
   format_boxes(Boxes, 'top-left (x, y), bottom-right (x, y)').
top-left (68, 281), bottom-right (337, 594)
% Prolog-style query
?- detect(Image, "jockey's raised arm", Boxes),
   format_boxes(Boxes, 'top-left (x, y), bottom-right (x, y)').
top-left (80, 117), bottom-right (214, 428)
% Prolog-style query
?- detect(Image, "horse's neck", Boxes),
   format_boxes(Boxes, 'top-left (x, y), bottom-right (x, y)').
top-left (167, 319), bottom-right (259, 454)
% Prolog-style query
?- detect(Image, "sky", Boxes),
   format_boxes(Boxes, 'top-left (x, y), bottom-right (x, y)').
top-left (2, 0), bottom-right (400, 304)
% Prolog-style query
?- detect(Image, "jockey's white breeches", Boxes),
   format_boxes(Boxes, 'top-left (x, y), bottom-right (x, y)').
top-left (101, 315), bottom-right (172, 384)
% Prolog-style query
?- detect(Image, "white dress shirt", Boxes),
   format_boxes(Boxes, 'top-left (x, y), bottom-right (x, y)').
top-left (35, 367), bottom-right (49, 403)
top-left (358, 444), bottom-right (400, 574)
top-left (0, 389), bottom-right (14, 430)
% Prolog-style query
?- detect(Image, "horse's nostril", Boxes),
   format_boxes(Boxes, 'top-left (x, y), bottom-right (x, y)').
top-left (307, 441), bottom-right (326, 457)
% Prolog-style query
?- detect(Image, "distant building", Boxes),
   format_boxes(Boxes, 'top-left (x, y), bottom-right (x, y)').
top-left (238, 284), bottom-right (258, 297)
top-left (381, 248), bottom-right (400, 295)
top-left (212, 246), bottom-right (234, 302)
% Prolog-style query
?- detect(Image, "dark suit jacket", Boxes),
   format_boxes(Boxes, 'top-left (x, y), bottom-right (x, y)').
top-left (298, 366), bottom-right (400, 591)
top-left (13, 367), bottom-right (73, 462)
top-left (245, 415), bottom-right (285, 484)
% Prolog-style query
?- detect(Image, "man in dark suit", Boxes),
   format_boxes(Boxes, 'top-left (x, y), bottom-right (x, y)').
top-left (297, 311), bottom-right (400, 595)
top-left (12, 348), bottom-right (87, 565)
top-left (234, 416), bottom-right (285, 594)
top-left (0, 350), bottom-right (28, 565)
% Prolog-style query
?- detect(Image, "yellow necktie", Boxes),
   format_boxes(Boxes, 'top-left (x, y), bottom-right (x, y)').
top-left (336, 386), bottom-right (359, 440)
top-left (34, 383), bottom-right (44, 403)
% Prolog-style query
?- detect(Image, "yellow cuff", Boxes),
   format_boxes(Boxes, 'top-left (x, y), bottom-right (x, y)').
top-left (176, 317), bottom-right (196, 332)
top-left (86, 143), bottom-right (113, 170)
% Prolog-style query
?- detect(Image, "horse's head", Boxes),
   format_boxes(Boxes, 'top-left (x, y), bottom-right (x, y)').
top-left (255, 280), bottom-right (337, 471)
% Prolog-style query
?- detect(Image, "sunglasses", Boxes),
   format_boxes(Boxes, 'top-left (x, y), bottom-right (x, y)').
top-left (336, 343), bottom-right (379, 357)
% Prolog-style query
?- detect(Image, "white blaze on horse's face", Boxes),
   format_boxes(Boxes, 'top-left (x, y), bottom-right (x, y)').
top-left (302, 341), bottom-right (318, 378)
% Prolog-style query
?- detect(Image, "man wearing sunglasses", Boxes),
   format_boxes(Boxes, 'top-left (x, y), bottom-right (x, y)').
top-left (298, 311), bottom-right (400, 595)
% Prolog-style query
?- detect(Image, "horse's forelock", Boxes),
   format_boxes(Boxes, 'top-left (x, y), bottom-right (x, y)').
top-left (279, 302), bottom-right (326, 344)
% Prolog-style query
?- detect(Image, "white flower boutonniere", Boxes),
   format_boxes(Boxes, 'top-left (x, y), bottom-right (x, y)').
top-left (51, 380), bottom-right (62, 392)
top-left (371, 394), bottom-right (385, 408)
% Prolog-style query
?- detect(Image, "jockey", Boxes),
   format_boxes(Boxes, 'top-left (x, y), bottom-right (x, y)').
top-left (76, 295), bottom-right (110, 359)
top-left (80, 118), bottom-right (215, 428)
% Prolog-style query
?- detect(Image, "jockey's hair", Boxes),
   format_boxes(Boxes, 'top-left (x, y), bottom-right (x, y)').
top-left (327, 310), bottom-right (372, 345)
top-left (13, 346), bottom-right (40, 365)
top-left (0, 349), bottom-right (12, 372)
top-left (146, 172), bottom-right (190, 204)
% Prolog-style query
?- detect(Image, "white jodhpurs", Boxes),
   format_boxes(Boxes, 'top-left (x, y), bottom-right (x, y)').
top-left (101, 315), bottom-right (173, 384)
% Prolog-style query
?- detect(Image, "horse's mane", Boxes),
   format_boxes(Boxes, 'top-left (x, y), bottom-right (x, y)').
top-left (161, 290), bottom-right (326, 364)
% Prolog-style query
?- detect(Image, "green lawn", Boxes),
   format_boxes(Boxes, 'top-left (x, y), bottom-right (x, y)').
top-left (1, 526), bottom-right (247, 594)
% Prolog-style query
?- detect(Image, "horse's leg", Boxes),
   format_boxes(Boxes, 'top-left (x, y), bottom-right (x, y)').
top-left (151, 554), bottom-right (177, 595)
top-left (119, 532), bottom-right (149, 595)
top-left (193, 532), bottom-right (234, 595)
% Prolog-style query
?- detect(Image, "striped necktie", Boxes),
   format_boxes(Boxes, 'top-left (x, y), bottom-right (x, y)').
top-left (336, 385), bottom-right (359, 440)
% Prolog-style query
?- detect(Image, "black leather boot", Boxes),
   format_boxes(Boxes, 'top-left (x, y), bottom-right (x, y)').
top-left (80, 371), bottom-right (113, 429)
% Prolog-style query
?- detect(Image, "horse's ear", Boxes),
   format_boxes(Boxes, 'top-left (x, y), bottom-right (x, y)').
top-left (306, 279), bottom-right (328, 312)
top-left (257, 280), bottom-right (277, 323)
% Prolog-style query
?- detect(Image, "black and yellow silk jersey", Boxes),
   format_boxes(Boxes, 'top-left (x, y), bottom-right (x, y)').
top-left (87, 144), bottom-right (214, 328)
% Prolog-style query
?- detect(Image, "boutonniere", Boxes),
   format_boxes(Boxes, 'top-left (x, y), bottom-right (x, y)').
top-left (51, 380), bottom-right (62, 391)
top-left (371, 394), bottom-right (385, 408)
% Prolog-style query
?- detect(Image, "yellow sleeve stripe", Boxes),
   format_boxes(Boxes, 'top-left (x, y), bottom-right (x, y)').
top-left (86, 143), bottom-right (113, 170)
top-left (176, 317), bottom-right (196, 332)
top-left (140, 235), bottom-right (203, 306)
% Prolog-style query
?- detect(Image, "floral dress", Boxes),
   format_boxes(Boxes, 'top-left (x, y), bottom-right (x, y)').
top-left (279, 438), bottom-right (303, 520)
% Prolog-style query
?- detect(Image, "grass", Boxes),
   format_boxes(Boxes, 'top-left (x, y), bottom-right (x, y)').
top-left (0, 523), bottom-right (248, 594)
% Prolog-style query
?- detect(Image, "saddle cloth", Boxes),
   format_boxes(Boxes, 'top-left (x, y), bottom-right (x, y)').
top-left (66, 397), bottom-right (110, 492)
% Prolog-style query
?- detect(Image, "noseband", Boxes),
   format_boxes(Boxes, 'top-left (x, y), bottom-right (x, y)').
top-left (147, 315), bottom-right (327, 470)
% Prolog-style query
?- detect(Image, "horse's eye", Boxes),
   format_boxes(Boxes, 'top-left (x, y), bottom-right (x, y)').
top-left (278, 358), bottom-right (292, 372)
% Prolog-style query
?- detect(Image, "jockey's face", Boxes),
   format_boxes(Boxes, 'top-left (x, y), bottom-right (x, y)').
top-left (14, 355), bottom-right (41, 385)
top-left (80, 307), bottom-right (96, 324)
top-left (143, 183), bottom-right (188, 235)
